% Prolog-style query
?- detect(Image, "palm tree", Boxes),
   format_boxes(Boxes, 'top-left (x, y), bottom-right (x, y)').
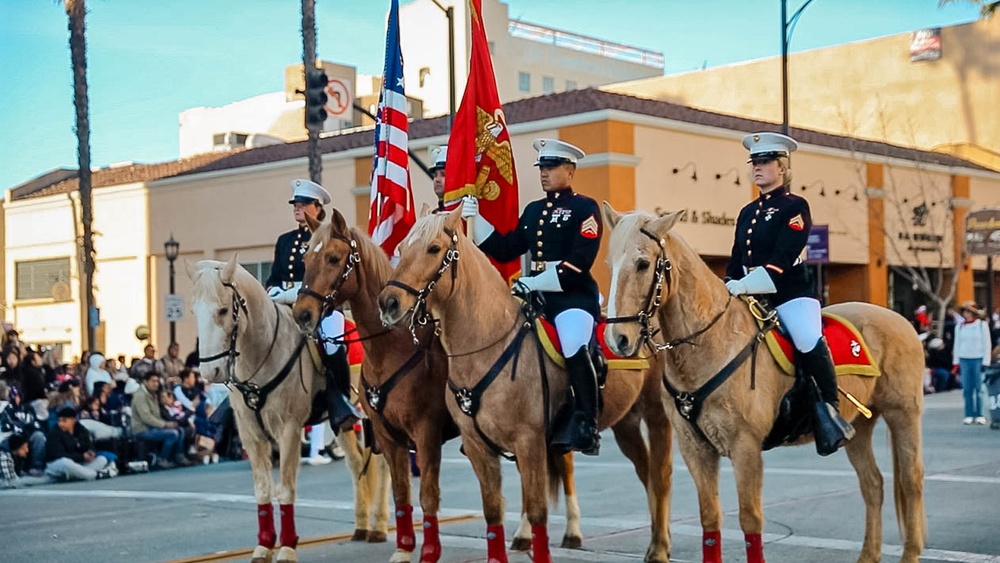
top-left (64, 0), bottom-right (97, 352)
top-left (939, 0), bottom-right (999, 18)
top-left (302, 0), bottom-right (322, 183)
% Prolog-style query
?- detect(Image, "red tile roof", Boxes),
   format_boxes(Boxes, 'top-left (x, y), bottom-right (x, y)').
top-left (11, 88), bottom-right (991, 201)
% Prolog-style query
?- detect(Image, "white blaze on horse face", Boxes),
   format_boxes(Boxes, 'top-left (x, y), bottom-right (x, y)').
top-left (312, 240), bottom-right (324, 253)
top-left (607, 252), bottom-right (626, 319)
top-left (192, 294), bottom-right (230, 383)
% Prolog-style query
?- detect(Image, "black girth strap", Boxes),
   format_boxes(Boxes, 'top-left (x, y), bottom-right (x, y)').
top-left (230, 336), bottom-right (308, 446)
top-left (447, 320), bottom-right (534, 461)
top-left (362, 349), bottom-right (426, 447)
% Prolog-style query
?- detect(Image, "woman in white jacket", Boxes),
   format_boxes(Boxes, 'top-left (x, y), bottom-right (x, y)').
top-left (952, 301), bottom-right (992, 425)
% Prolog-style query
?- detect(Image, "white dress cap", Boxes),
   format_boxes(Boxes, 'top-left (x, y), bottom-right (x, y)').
top-left (532, 138), bottom-right (586, 166)
top-left (288, 178), bottom-right (332, 205)
top-left (430, 146), bottom-right (447, 172)
top-left (742, 132), bottom-right (798, 163)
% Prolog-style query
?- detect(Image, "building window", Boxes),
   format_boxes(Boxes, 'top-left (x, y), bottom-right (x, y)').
top-left (518, 72), bottom-right (530, 92)
top-left (565, 80), bottom-right (577, 91)
top-left (212, 133), bottom-right (226, 146)
top-left (233, 133), bottom-right (248, 146)
top-left (15, 257), bottom-right (71, 301)
top-left (241, 261), bottom-right (273, 287)
top-left (542, 76), bottom-right (554, 94)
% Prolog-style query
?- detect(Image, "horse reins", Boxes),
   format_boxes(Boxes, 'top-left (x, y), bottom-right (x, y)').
top-left (385, 227), bottom-right (460, 346)
top-left (297, 230), bottom-right (361, 312)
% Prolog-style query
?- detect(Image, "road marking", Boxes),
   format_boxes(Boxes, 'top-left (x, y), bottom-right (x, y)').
top-left (5, 488), bottom-right (997, 562)
top-left (446, 458), bottom-right (1000, 486)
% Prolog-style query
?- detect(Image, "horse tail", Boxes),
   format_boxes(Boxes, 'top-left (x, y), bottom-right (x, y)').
top-left (547, 449), bottom-right (566, 507)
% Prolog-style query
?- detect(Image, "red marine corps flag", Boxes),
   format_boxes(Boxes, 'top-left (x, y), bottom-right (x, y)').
top-left (443, 0), bottom-right (520, 283)
top-left (368, 0), bottom-right (415, 257)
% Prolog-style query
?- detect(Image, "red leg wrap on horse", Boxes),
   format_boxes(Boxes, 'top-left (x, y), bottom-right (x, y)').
top-left (396, 504), bottom-right (416, 551)
top-left (279, 504), bottom-right (298, 549)
top-left (745, 533), bottom-right (765, 563)
top-left (419, 515), bottom-right (441, 562)
top-left (257, 503), bottom-right (276, 549)
top-left (531, 524), bottom-right (552, 563)
top-left (702, 530), bottom-right (722, 563)
top-left (486, 523), bottom-right (508, 563)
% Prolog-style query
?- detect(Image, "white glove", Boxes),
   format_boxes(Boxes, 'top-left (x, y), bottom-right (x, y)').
top-left (726, 267), bottom-right (776, 296)
top-left (725, 279), bottom-right (747, 296)
top-left (461, 196), bottom-right (479, 218)
top-left (269, 282), bottom-right (302, 304)
top-left (514, 266), bottom-right (563, 293)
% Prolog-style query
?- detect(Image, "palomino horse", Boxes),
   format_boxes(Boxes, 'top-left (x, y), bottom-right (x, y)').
top-left (291, 208), bottom-right (634, 559)
top-left (189, 257), bottom-right (390, 563)
top-left (602, 205), bottom-right (926, 563)
top-left (377, 207), bottom-right (674, 563)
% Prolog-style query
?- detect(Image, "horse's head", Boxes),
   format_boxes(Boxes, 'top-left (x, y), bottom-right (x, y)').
top-left (378, 204), bottom-right (464, 328)
top-left (293, 208), bottom-right (359, 334)
top-left (188, 254), bottom-right (248, 383)
top-left (603, 202), bottom-right (684, 357)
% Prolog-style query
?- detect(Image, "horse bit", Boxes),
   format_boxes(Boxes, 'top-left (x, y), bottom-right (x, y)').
top-left (384, 227), bottom-right (460, 346)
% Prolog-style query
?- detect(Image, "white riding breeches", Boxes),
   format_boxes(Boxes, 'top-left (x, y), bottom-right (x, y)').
top-left (554, 309), bottom-right (595, 357)
top-left (775, 297), bottom-right (823, 353)
top-left (309, 424), bottom-right (326, 458)
top-left (319, 310), bottom-right (346, 355)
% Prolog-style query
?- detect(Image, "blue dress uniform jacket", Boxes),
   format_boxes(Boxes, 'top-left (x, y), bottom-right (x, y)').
top-left (265, 226), bottom-right (311, 289)
top-left (478, 188), bottom-right (602, 321)
top-left (725, 186), bottom-right (814, 306)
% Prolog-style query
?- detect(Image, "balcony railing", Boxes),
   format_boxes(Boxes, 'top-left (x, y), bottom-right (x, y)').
top-left (508, 20), bottom-right (664, 70)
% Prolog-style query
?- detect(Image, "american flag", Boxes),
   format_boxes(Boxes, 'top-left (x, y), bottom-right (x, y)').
top-left (368, 0), bottom-right (414, 256)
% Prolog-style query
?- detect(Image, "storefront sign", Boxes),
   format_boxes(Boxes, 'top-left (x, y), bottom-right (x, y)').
top-left (806, 225), bottom-right (829, 264)
top-left (654, 207), bottom-right (736, 227)
top-left (966, 208), bottom-right (1000, 255)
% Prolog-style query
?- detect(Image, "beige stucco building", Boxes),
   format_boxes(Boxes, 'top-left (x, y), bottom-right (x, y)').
top-left (6, 89), bottom-right (999, 360)
top-left (606, 19), bottom-right (1000, 171)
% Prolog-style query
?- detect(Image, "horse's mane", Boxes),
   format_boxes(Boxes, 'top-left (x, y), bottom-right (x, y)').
top-left (607, 210), bottom-right (658, 260)
top-left (348, 225), bottom-right (394, 284)
top-left (402, 213), bottom-right (448, 248)
top-left (608, 210), bottom-right (717, 286)
top-left (191, 259), bottom-right (262, 303)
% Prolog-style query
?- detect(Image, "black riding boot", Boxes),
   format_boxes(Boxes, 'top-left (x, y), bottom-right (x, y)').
top-left (551, 348), bottom-right (601, 456)
top-left (798, 338), bottom-right (855, 456)
top-left (325, 348), bottom-right (361, 434)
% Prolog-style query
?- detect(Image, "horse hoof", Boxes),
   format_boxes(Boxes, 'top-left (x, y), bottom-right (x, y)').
top-left (561, 535), bottom-right (582, 549)
top-left (367, 531), bottom-right (388, 543)
top-left (250, 545), bottom-right (272, 563)
top-left (275, 546), bottom-right (297, 563)
top-left (510, 536), bottom-right (531, 551)
top-left (351, 528), bottom-right (369, 542)
top-left (389, 549), bottom-right (414, 563)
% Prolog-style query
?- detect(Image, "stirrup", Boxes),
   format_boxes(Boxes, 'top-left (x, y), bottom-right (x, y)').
top-left (813, 402), bottom-right (854, 456)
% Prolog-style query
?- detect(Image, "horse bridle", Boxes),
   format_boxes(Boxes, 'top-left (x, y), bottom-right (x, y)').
top-left (606, 227), bottom-right (731, 354)
top-left (297, 230), bottom-right (361, 311)
top-left (384, 227), bottom-right (460, 346)
top-left (198, 281), bottom-right (249, 380)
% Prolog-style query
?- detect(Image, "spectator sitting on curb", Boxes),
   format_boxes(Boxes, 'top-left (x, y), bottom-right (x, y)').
top-left (129, 345), bottom-right (163, 381)
top-left (160, 342), bottom-right (185, 381)
top-left (131, 373), bottom-right (190, 469)
top-left (0, 383), bottom-right (48, 476)
top-left (45, 406), bottom-right (116, 481)
top-left (1, 434), bottom-right (49, 488)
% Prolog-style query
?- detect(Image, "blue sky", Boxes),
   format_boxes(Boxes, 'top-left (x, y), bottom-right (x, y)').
top-left (0, 0), bottom-right (981, 190)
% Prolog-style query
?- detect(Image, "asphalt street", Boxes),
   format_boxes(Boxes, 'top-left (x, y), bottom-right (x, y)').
top-left (1, 390), bottom-right (998, 562)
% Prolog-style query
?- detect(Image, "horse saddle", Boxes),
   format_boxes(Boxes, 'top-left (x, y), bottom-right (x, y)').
top-left (534, 317), bottom-right (651, 372)
top-left (761, 311), bottom-right (878, 450)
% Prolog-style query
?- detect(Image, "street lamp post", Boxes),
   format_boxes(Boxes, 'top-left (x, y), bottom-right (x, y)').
top-left (431, 0), bottom-right (456, 131)
top-left (781, 0), bottom-right (817, 135)
top-left (164, 234), bottom-right (180, 345)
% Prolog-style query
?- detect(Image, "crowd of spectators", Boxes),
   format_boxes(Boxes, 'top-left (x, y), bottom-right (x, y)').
top-left (1, 330), bottom-right (238, 489)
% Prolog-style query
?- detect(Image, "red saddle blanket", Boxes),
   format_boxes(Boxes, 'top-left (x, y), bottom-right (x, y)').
top-left (535, 318), bottom-right (649, 370)
top-left (764, 312), bottom-right (880, 378)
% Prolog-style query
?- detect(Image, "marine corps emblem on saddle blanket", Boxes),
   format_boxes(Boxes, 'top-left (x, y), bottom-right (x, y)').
top-left (764, 312), bottom-right (880, 378)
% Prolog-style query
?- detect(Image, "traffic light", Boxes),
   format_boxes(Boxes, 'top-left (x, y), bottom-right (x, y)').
top-left (305, 69), bottom-right (329, 127)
